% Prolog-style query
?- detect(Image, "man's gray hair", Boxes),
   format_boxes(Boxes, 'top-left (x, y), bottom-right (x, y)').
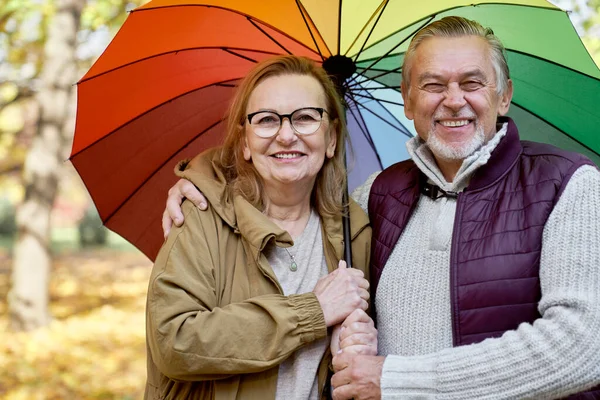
top-left (401, 16), bottom-right (510, 96)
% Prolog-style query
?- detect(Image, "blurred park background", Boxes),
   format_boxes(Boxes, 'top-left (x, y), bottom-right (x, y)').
top-left (0, 0), bottom-right (599, 398)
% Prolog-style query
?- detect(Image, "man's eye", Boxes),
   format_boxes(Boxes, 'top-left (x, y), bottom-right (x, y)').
top-left (423, 83), bottom-right (444, 92)
top-left (462, 82), bottom-right (483, 91)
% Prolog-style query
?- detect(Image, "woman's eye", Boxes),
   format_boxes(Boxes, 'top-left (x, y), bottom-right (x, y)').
top-left (296, 114), bottom-right (317, 121)
top-left (257, 115), bottom-right (277, 124)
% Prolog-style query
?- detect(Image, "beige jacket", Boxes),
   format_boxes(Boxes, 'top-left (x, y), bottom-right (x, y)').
top-left (145, 149), bottom-right (371, 400)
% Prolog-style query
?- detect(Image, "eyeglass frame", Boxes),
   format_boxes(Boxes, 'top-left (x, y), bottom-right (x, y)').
top-left (246, 107), bottom-right (329, 137)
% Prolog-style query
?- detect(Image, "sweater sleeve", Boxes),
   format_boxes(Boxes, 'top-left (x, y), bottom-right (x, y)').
top-left (380, 165), bottom-right (600, 399)
top-left (146, 202), bottom-right (327, 381)
top-left (350, 171), bottom-right (380, 213)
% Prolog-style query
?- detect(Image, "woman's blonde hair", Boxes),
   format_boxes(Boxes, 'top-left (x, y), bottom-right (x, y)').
top-left (218, 55), bottom-right (348, 218)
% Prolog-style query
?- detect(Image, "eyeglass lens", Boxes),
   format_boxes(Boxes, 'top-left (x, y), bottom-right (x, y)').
top-left (250, 108), bottom-right (323, 137)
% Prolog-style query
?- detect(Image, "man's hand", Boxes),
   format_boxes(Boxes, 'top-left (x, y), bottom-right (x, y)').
top-left (339, 309), bottom-right (377, 355)
top-left (162, 179), bottom-right (208, 238)
top-left (331, 353), bottom-right (385, 400)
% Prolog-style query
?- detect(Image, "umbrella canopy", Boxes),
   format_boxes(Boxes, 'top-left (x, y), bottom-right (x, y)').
top-left (71, 0), bottom-right (600, 261)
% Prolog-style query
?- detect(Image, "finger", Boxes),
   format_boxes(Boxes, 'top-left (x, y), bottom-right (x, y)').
top-left (337, 259), bottom-right (347, 269)
top-left (339, 344), bottom-right (377, 356)
top-left (345, 268), bottom-right (364, 278)
top-left (332, 352), bottom-right (350, 373)
top-left (166, 195), bottom-right (185, 226)
top-left (358, 288), bottom-right (370, 302)
top-left (355, 277), bottom-right (369, 290)
top-left (330, 324), bottom-right (342, 355)
top-left (162, 209), bottom-right (172, 239)
top-left (358, 299), bottom-right (368, 311)
top-left (180, 180), bottom-right (208, 210)
top-left (340, 322), bottom-right (375, 341)
top-left (340, 332), bottom-right (376, 349)
top-left (342, 309), bottom-right (371, 327)
top-left (332, 382), bottom-right (354, 400)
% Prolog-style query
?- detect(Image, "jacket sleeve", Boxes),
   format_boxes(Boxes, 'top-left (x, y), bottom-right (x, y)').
top-left (380, 165), bottom-right (600, 399)
top-left (146, 202), bottom-right (327, 381)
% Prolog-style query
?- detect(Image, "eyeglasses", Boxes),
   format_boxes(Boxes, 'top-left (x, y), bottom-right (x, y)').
top-left (246, 107), bottom-right (329, 138)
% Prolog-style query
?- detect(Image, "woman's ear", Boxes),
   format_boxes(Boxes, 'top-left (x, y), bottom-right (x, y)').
top-left (326, 122), bottom-right (337, 159)
top-left (235, 124), bottom-right (252, 161)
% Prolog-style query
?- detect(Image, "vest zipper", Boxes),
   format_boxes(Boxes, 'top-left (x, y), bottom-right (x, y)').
top-left (450, 191), bottom-right (464, 347)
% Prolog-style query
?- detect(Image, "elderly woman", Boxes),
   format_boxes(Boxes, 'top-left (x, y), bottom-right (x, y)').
top-left (145, 55), bottom-right (375, 400)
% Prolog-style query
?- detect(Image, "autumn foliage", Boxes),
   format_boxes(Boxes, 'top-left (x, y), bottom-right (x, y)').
top-left (0, 250), bottom-right (151, 399)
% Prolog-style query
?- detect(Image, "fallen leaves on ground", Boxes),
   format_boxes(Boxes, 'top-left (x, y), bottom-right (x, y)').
top-left (0, 250), bottom-right (152, 399)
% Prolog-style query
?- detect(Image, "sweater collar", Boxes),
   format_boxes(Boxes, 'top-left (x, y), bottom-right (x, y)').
top-left (406, 116), bottom-right (521, 192)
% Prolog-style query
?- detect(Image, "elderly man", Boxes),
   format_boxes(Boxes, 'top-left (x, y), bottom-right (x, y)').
top-left (162, 16), bottom-right (600, 399)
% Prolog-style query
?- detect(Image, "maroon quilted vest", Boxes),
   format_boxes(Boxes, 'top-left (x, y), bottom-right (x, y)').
top-left (368, 117), bottom-right (598, 398)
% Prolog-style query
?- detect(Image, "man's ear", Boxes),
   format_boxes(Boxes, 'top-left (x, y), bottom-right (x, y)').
top-left (498, 79), bottom-right (513, 116)
top-left (401, 80), bottom-right (414, 120)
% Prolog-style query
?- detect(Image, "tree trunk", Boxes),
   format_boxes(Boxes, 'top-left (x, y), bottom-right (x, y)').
top-left (8, 0), bottom-right (84, 331)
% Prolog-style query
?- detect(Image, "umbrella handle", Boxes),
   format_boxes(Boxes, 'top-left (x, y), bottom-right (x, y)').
top-left (342, 182), bottom-right (353, 268)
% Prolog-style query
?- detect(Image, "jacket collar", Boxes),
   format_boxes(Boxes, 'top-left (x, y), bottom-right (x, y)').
top-left (177, 148), bottom-right (369, 258)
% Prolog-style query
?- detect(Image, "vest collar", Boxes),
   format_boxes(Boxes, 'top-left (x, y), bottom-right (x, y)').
top-left (468, 116), bottom-right (522, 191)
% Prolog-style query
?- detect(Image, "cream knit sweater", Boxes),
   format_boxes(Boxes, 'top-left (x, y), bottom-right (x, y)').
top-left (351, 126), bottom-right (600, 399)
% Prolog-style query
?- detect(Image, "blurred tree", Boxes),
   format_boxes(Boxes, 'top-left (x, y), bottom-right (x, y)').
top-left (4, 0), bottom-right (144, 331)
top-left (8, 0), bottom-right (85, 331)
top-left (581, 0), bottom-right (600, 64)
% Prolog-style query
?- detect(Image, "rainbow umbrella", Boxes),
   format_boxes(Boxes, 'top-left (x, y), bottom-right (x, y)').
top-left (71, 0), bottom-right (600, 260)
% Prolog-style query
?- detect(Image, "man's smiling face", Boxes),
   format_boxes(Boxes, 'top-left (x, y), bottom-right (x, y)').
top-left (402, 35), bottom-right (512, 162)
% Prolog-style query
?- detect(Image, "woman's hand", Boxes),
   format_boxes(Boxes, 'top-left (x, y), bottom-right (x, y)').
top-left (162, 179), bottom-right (208, 238)
top-left (313, 260), bottom-right (369, 327)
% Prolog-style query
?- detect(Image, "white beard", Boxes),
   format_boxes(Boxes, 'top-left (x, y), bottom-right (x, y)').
top-left (426, 122), bottom-right (486, 161)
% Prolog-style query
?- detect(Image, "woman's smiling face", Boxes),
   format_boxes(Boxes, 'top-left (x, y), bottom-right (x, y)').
top-left (243, 73), bottom-right (337, 190)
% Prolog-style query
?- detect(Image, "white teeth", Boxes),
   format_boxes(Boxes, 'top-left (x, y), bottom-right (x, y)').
top-left (440, 120), bottom-right (470, 127)
top-left (274, 153), bottom-right (301, 159)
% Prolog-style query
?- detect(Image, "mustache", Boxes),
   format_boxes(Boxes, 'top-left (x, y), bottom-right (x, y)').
top-left (433, 108), bottom-right (476, 120)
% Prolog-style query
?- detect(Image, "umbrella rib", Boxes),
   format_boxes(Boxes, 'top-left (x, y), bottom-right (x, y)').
top-left (131, 4), bottom-right (325, 57)
top-left (294, 0), bottom-right (326, 61)
top-left (341, 0), bottom-right (387, 57)
top-left (222, 48), bottom-right (258, 63)
top-left (357, 16), bottom-right (433, 75)
top-left (350, 91), bottom-right (404, 107)
top-left (348, 67), bottom-right (402, 89)
top-left (355, 100), bottom-right (413, 139)
top-left (78, 47), bottom-right (282, 84)
top-left (247, 17), bottom-right (293, 55)
top-left (70, 79), bottom-right (239, 158)
top-left (99, 119), bottom-right (225, 226)
top-left (352, 0), bottom-right (389, 63)
top-left (353, 91), bottom-right (412, 138)
top-left (506, 49), bottom-right (600, 82)
top-left (345, 95), bottom-right (384, 170)
top-left (511, 100), bottom-right (600, 157)
top-left (337, 0), bottom-right (342, 55)
top-left (349, 3), bottom-right (561, 60)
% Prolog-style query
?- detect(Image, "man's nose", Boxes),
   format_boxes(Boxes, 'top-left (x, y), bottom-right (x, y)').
top-left (443, 83), bottom-right (467, 111)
